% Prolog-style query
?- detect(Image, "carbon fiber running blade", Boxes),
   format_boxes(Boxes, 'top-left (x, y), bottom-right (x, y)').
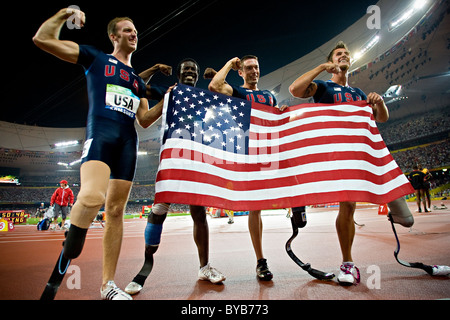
top-left (286, 217), bottom-right (335, 281)
top-left (388, 213), bottom-right (434, 275)
top-left (40, 251), bottom-right (71, 300)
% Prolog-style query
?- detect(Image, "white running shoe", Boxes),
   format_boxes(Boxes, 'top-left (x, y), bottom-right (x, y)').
top-left (432, 265), bottom-right (450, 276)
top-left (124, 281), bottom-right (143, 295)
top-left (100, 281), bottom-right (132, 300)
top-left (198, 263), bottom-right (226, 284)
top-left (337, 263), bottom-right (360, 285)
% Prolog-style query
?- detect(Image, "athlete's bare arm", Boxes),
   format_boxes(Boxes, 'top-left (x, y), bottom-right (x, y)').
top-left (136, 84), bottom-right (177, 128)
top-left (33, 8), bottom-right (85, 64)
top-left (203, 67), bottom-right (217, 80)
top-left (139, 64), bottom-right (172, 84)
top-left (367, 92), bottom-right (389, 123)
top-left (136, 98), bottom-right (161, 129)
top-left (139, 64), bottom-right (172, 100)
top-left (208, 57), bottom-right (240, 96)
top-left (289, 62), bottom-right (341, 98)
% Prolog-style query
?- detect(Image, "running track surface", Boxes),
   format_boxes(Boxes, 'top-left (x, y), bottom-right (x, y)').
top-left (1, 201), bottom-right (449, 302)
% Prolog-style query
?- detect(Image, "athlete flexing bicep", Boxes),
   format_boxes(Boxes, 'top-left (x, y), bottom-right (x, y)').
top-left (208, 57), bottom-right (240, 96)
top-left (33, 8), bottom-right (84, 64)
top-left (287, 41), bottom-right (420, 286)
top-left (289, 62), bottom-right (342, 99)
top-left (34, 8), bottom-right (162, 300)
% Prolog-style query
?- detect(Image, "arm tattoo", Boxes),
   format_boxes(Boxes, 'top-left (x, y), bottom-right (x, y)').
top-left (302, 83), bottom-right (316, 98)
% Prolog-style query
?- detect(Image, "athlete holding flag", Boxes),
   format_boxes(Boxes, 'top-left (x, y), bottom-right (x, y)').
top-left (209, 55), bottom-right (291, 281)
top-left (289, 41), bottom-right (449, 284)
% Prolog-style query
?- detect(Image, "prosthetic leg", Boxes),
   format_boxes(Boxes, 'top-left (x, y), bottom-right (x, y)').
top-left (125, 203), bottom-right (169, 295)
top-left (388, 213), bottom-right (450, 276)
top-left (285, 207), bottom-right (335, 281)
top-left (387, 197), bottom-right (414, 228)
top-left (129, 213), bottom-right (166, 286)
top-left (40, 226), bottom-right (87, 300)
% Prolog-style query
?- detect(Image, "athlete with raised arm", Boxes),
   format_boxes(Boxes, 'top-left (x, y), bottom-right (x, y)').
top-left (209, 55), bottom-right (290, 281)
top-left (34, 8), bottom-right (162, 299)
top-left (125, 59), bottom-right (226, 295)
top-left (288, 41), bottom-right (450, 284)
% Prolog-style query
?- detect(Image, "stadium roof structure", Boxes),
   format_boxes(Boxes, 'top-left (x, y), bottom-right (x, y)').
top-left (1, 0), bottom-right (448, 175)
top-left (0, 120), bottom-right (161, 153)
top-left (258, 0), bottom-right (449, 118)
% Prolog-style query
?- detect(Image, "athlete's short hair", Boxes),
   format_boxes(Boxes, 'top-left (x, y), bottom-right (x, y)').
top-left (107, 17), bottom-right (134, 44)
top-left (240, 55), bottom-right (258, 69)
top-left (327, 41), bottom-right (350, 62)
top-left (176, 58), bottom-right (200, 78)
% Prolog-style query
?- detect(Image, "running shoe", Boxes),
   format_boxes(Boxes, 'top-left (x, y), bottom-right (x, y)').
top-left (198, 263), bottom-right (226, 284)
top-left (337, 263), bottom-right (360, 285)
top-left (100, 281), bottom-right (132, 300)
top-left (124, 281), bottom-right (143, 295)
top-left (256, 258), bottom-right (273, 281)
top-left (387, 198), bottom-right (414, 228)
top-left (432, 265), bottom-right (450, 276)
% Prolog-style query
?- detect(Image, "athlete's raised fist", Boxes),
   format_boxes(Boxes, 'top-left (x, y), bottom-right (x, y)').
top-left (323, 62), bottom-right (341, 74)
top-left (229, 57), bottom-right (241, 71)
top-left (62, 6), bottom-right (86, 29)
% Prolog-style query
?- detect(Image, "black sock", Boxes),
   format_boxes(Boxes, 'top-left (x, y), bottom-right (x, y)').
top-left (63, 225), bottom-right (88, 260)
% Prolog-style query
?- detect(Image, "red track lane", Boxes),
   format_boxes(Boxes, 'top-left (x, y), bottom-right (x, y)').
top-left (1, 201), bottom-right (449, 302)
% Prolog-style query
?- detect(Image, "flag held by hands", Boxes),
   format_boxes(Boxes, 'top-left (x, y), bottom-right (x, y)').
top-left (154, 84), bottom-right (413, 211)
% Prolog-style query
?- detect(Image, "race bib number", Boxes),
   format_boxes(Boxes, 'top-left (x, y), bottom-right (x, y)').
top-left (105, 84), bottom-right (140, 119)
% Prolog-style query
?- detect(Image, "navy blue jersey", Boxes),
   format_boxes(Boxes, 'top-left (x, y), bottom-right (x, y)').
top-left (313, 80), bottom-right (367, 104)
top-left (76, 45), bottom-right (146, 181)
top-left (231, 85), bottom-right (277, 107)
top-left (77, 45), bottom-right (147, 128)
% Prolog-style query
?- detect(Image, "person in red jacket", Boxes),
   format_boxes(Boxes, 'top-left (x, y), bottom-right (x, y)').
top-left (50, 180), bottom-right (74, 230)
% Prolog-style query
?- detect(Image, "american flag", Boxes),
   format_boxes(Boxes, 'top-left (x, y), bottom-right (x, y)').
top-left (154, 84), bottom-right (414, 210)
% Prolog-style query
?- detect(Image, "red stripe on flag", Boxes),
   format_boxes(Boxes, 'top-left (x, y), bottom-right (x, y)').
top-left (250, 135), bottom-right (388, 154)
top-left (159, 148), bottom-right (395, 172)
top-left (156, 167), bottom-right (407, 192)
top-left (154, 185), bottom-right (413, 211)
top-left (251, 110), bottom-right (374, 127)
top-left (250, 121), bottom-right (381, 140)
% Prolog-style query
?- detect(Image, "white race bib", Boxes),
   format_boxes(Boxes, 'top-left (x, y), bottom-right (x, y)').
top-left (105, 84), bottom-right (140, 119)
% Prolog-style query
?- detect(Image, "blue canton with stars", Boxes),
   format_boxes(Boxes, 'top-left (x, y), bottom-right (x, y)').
top-left (163, 84), bottom-right (252, 154)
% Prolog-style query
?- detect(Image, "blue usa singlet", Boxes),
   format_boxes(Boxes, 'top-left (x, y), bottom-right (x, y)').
top-left (313, 80), bottom-right (367, 104)
top-left (77, 45), bottom-right (147, 181)
top-left (231, 85), bottom-right (278, 107)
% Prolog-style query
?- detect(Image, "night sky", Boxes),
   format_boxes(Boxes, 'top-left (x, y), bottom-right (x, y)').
top-left (7, 0), bottom-right (375, 128)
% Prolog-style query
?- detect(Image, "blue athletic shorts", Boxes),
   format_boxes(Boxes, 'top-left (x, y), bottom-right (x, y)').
top-left (81, 117), bottom-right (138, 181)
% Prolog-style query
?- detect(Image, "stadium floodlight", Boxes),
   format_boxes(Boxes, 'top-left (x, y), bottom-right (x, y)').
top-left (52, 140), bottom-right (79, 148)
top-left (413, 0), bottom-right (427, 10)
top-left (389, 0), bottom-right (427, 31)
top-left (353, 35), bottom-right (380, 63)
